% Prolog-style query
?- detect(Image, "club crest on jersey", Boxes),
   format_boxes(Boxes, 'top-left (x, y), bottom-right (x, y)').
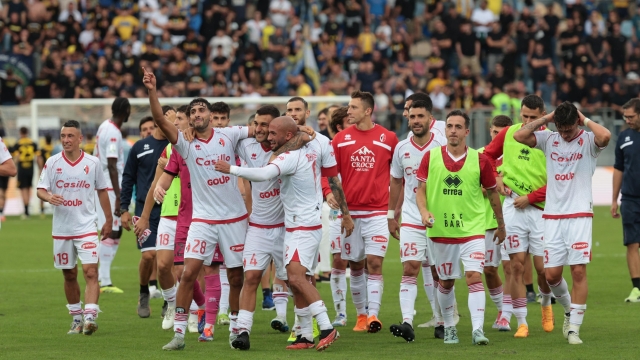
top-left (219, 138), bottom-right (225, 147)
top-left (350, 146), bottom-right (375, 171)
top-left (578, 138), bottom-right (584, 146)
top-left (83, 165), bottom-right (90, 175)
top-left (380, 133), bottom-right (386, 142)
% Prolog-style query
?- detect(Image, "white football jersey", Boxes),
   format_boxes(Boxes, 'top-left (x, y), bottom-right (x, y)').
top-left (534, 129), bottom-right (605, 218)
top-left (236, 138), bottom-right (285, 226)
top-left (305, 133), bottom-right (337, 204)
top-left (270, 148), bottom-right (322, 229)
top-left (406, 120), bottom-right (446, 140)
top-left (391, 132), bottom-right (447, 226)
top-left (0, 136), bottom-right (11, 164)
top-left (37, 152), bottom-right (107, 238)
top-left (174, 127), bottom-right (249, 222)
top-left (94, 120), bottom-right (124, 189)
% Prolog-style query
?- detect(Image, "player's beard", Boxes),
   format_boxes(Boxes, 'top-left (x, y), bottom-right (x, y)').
top-left (295, 114), bottom-right (306, 126)
top-left (194, 118), bottom-right (210, 133)
top-left (412, 125), bottom-right (428, 138)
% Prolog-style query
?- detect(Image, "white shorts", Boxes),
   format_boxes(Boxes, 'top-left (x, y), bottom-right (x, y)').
top-left (329, 217), bottom-right (343, 255)
top-left (53, 235), bottom-right (100, 269)
top-left (341, 215), bottom-right (389, 262)
top-left (400, 225), bottom-right (430, 263)
top-left (244, 225), bottom-right (287, 281)
top-left (185, 220), bottom-right (248, 268)
top-left (484, 230), bottom-right (502, 267)
top-left (156, 218), bottom-right (177, 251)
top-left (284, 229), bottom-right (322, 273)
top-left (96, 190), bottom-right (121, 231)
top-left (503, 196), bottom-right (545, 257)
top-left (500, 241), bottom-right (509, 262)
top-left (544, 217), bottom-right (592, 268)
top-left (430, 238), bottom-right (485, 280)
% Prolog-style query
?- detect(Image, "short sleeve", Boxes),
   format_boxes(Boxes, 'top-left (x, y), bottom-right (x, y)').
top-left (95, 162), bottom-right (108, 190)
top-left (533, 131), bottom-right (551, 153)
top-left (0, 138), bottom-right (11, 164)
top-left (416, 150), bottom-right (431, 182)
top-left (320, 136), bottom-right (337, 169)
top-left (589, 131), bottom-right (606, 157)
top-left (235, 140), bottom-right (248, 163)
top-left (173, 131), bottom-right (188, 158)
top-left (614, 133), bottom-right (624, 171)
top-left (225, 126), bottom-right (250, 148)
top-left (105, 129), bottom-right (121, 158)
top-left (37, 160), bottom-right (52, 190)
top-left (390, 146), bottom-right (403, 179)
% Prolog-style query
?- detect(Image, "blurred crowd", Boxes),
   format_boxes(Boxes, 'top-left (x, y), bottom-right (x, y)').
top-left (0, 0), bottom-right (640, 122)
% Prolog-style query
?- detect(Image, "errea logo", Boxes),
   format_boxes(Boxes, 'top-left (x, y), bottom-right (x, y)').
top-left (443, 175), bottom-right (463, 196)
top-left (518, 148), bottom-right (530, 161)
top-left (143, 144), bottom-right (150, 150)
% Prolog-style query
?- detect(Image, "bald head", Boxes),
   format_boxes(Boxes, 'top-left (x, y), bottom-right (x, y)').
top-left (268, 116), bottom-right (299, 151)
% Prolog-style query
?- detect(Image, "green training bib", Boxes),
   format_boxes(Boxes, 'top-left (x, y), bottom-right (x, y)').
top-left (426, 148), bottom-right (485, 239)
top-left (498, 123), bottom-right (546, 209)
top-left (161, 144), bottom-right (181, 217)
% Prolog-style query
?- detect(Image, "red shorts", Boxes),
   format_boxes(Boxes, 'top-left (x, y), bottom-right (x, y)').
top-left (174, 224), bottom-right (189, 264)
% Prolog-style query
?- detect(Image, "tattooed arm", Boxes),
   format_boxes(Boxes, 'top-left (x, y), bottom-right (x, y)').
top-left (269, 131), bottom-right (316, 161)
top-left (327, 175), bottom-right (354, 238)
top-left (487, 187), bottom-right (506, 244)
top-left (514, 110), bottom-right (554, 147)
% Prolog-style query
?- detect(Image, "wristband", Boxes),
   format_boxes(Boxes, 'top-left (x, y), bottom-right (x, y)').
top-left (583, 118), bottom-right (591, 126)
top-left (387, 210), bottom-right (395, 219)
top-left (230, 165), bottom-right (239, 175)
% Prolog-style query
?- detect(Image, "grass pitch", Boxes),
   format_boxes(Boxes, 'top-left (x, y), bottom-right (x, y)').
top-left (1, 207), bottom-right (639, 359)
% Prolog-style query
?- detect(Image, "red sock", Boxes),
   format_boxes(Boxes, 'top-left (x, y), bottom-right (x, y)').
top-left (193, 279), bottom-right (205, 307)
top-left (205, 274), bottom-right (221, 325)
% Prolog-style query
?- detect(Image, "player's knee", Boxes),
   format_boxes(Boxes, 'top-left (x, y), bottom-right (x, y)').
top-left (465, 271), bottom-right (482, 285)
top-left (227, 269), bottom-right (244, 288)
top-left (402, 262), bottom-right (420, 277)
top-left (62, 268), bottom-right (78, 282)
top-left (570, 266), bottom-right (587, 283)
top-left (244, 271), bottom-right (262, 288)
top-left (366, 258), bottom-right (383, 274)
top-left (141, 250), bottom-right (156, 262)
top-left (484, 266), bottom-right (498, 278)
top-left (511, 260), bottom-right (525, 275)
top-left (83, 266), bottom-right (98, 280)
top-left (545, 270), bottom-right (562, 285)
top-left (439, 279), bottom-right (455, 289)
top-left (349, 259), bottom-right (366, 271)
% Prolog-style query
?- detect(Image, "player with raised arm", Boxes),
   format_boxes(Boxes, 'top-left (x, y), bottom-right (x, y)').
top-left (388, 100), bottom-right (447, 343)
top-left (216, 116), bottom-right (344, 351)
top-left (482, 94), bottom-right (553, 336)
top-left (514, 101), bottom-right (611, 345)
top-left (94, 97), bottom-right (131, 294)
top-left (36, 120), bottom-right (112, 335)
top-left (333, 90), bottom-right (398, 333)
top-left (416, 110), bottom-right (506, 345)
top-left (479, 115), bottom-right (513, 331)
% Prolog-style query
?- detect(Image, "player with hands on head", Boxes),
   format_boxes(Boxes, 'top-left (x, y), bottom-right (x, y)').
top-left (37, 120), bottom-right (112, 336)
top-left (514, 101), bottom-right (611, 345)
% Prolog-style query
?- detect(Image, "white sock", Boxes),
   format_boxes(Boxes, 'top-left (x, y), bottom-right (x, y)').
top-left (569, 303), bottom-right (586, 333)
top-left (174, 307), bottom-right (188, 338)
top-left (512, 297), bottom-right (528, 326)
top-left (489, 285), bottom-right (503, 311)
top-left (330, 268), bottom-right (347, 316)
top-left (433, 288), bottom-right (444, 324)
top-left (367, 274), bottom-right (383, 317)
top-left (98, 239), bottom-right (118, 286)
top-left (219, 267), bottom-right (230, 314)
top-left (364, 268), bottom-right (369, 305)
top-left (548, 278), bottom-right (572, 314)
top-left (421, 262), bottom-right (436, 316)
top-left (350, 269), bottom-right (367, 315)
top-left (84, 304), bottom-right (100, 321)
top-left (539, 286), bottom-right (552, 307)
top-left (273, 291), bottom-right (289, 319)
top-left (309, 300), bottom-right (332, 331)
top-left (162, 286), bottom-right (177, 307)
top-left (468, 282), bottom-right (486, 331)
top-left (293, 315), bottom-right (301, 336)
top-left (295, 307), bottom-right (313, 341)
top-left (502, 294), bottom-right (513, 322)
top-left (236, 309), bottom-right (254, 334)
top-left (229, 311), bottom-right (238, 335)
top-left (67, 302), bottom-right (83, 321)
top-left (437, 283), bottom-right (456, 327)
top-left (189, 300), bottom-right (198, 313)
top-left (400, 276), bottom-right (417, 326)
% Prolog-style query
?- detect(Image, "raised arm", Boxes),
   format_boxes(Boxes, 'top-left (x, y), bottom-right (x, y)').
top-left (581, 113), bottom-right (611, 148)
top-left (142, 67), bottom-right (178, 143)
top-left (514, 111), bottom-right (553, 147)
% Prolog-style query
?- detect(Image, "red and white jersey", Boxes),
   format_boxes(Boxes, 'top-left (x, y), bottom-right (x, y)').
top-left (236, 138), bottom-right (284, 226)
top-left (533, 129), bottom-right (605, 218)
top-left (94, 119), bottom-right (124, 189)
top-left (391, 132), bottom-right (446, 227)
top-left (305, 132), bottom-right (338, 204)
top-left (0, 136), bottom-right (11, 164)
top-left (332, 124), bottom-right (398, 215)
top-left (271, 148), bottom-right (322, 230)
top-left (173, 127), bottom-right (249, 223)
top-left (37, 151), bottom-right (107, 238)
top-left (406, 120), bottom-right (446, 140)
